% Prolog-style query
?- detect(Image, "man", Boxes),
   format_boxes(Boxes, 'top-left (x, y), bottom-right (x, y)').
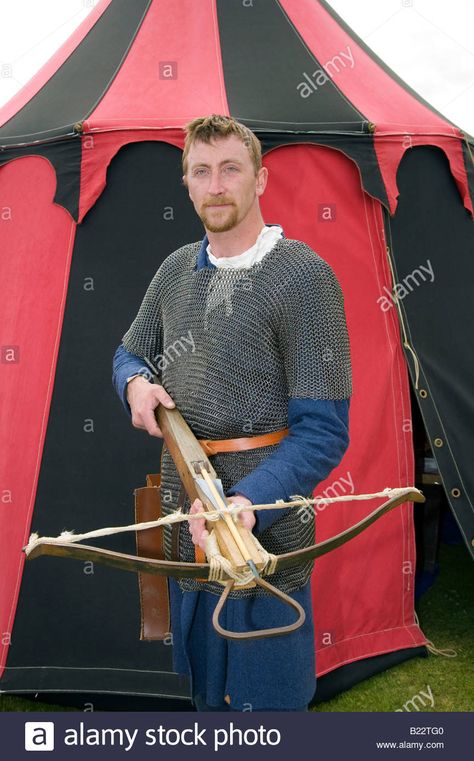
top-left (113, 115), bottom-right (352, 711)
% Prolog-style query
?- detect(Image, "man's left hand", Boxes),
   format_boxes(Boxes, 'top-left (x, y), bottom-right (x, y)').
top-left (188, 494), bottom-right (255, 551)
top-left (228, 494), bottom-right (256, 531)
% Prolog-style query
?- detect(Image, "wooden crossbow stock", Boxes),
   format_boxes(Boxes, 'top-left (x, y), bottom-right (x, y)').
top-left (24, 405), bottom-right (425, 640)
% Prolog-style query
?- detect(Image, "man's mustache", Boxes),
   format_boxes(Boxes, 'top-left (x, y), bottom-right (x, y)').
top-left (202, 199), bottom-right (235, 207)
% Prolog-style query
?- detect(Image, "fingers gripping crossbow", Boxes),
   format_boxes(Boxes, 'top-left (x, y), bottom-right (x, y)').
top-left (24, 404), bottom-right (425, 641)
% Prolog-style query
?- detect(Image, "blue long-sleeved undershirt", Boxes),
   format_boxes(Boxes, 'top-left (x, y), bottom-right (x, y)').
top-left (112, 237), bottom-right (350, 533)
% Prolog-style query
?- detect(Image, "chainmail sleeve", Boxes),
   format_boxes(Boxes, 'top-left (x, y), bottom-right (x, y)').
top-left (275, 244), bottom-right (352, 400)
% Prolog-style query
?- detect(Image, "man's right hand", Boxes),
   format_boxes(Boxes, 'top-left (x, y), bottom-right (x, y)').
top-left (126, 376), bottom-right (175, 438)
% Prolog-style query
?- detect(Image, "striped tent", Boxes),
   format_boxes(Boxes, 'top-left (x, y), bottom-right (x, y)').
top-left (1, 0), bottom-right (472, 703)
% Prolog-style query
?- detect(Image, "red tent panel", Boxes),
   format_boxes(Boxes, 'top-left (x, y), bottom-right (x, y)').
top-left (87, 0), bottom-right (230, 131)
top-left (261, 144), bottom-right (425, 673)
top-left (0, 157), bottom-right (76, 678)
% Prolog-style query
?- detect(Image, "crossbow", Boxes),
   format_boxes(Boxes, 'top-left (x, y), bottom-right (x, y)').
top-left (24, 404), bottom-right (425, 640)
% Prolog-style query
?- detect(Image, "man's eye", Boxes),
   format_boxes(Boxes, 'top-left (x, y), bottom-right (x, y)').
top-left (223, 165), bottom-right (238, 173)
top-left (193, 168), bottom-right (209, 177)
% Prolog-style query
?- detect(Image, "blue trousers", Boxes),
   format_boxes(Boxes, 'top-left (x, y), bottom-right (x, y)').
top-left (169, 579), bottom-right (316, 711)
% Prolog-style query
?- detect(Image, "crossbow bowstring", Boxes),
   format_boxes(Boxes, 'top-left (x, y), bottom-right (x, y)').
top-left (24, 486), bottom-right (422, 556)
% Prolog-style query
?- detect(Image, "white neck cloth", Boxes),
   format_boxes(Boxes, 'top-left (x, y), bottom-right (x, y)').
top-left (207, 225), bottom-right (283, 269)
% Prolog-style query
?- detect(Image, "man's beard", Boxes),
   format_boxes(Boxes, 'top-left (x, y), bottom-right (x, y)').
top-left (200, 201), bottom-right (239, 233)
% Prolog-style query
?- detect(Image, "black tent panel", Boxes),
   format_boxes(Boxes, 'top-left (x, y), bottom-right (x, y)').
top-left (0, 138), bottom-right (81, 219)
top-left (216, 0), bottom-right (367, 132)
top-left (3, 141), bottom-right (202, 696)
top-left (0, 0), bottom-right (152, 145)
top-left (312, 646), bottom-right (427, 704)
top-left (386, 147), bottom-right (474, 558)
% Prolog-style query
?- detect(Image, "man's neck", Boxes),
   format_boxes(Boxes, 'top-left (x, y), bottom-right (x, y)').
top-left (206, 213), bottom-right (266, 259)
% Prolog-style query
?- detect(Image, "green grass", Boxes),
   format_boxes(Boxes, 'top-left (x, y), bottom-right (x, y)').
top-left (0, 695), bottom-right (76, 712)
top-left (1, 544), bottom-right (472, 713)
top-left (312, 543), bottom-right (474, 712)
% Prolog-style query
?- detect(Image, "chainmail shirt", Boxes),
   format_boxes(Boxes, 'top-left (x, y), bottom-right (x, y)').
top-left (122, 238), bottom-right (352, 596)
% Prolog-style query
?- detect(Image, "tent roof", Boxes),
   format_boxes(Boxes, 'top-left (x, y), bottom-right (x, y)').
top-left (0, 0), bottom-right (464, 143)
top-left (0, 0), bottom-right (472, 218)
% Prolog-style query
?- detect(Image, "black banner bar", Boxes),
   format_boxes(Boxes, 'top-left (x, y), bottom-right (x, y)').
top-left (2, 711), bottom-right (469, 759)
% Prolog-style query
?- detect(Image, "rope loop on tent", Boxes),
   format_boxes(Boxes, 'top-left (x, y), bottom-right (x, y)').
top-left (414, 612), bottom-right (457, 659)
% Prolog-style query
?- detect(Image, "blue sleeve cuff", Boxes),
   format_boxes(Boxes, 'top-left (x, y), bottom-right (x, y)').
top-left (227, 471), bottom-right (291, 534)
top-left (112, 344), bottom-right (152, 415)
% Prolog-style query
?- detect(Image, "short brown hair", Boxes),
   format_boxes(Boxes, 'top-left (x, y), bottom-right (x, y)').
top-left (182, 115), bottom-right (262, 175)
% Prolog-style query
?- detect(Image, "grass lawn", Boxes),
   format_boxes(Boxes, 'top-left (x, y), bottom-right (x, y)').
top-left (1, 543), bottom-right (472, 713)
top-left (312, 543), bottom-right (474, 712)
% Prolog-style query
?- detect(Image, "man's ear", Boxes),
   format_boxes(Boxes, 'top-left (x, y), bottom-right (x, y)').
top-left (182, 174), bottom-right (193, 202)
top-left (256, 166), bottom-right (268, 197)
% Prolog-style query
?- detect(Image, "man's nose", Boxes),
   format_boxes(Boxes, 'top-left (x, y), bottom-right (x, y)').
top-left (207, 170), bottom-right (225, 195)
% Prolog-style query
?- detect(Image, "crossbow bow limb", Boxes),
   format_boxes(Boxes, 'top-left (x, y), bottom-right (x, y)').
top-left (24, 405), bottom-right (425, 640)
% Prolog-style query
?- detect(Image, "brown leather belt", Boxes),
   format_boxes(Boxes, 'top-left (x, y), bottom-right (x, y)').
top-left (198, 428), bottom-right (288, 455)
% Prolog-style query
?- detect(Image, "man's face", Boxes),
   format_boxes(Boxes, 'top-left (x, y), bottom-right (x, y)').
top-left (184, 135), bottom-right (267, 233)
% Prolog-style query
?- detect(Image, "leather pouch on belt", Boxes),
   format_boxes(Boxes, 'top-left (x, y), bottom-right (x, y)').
top-left (134, 474), bottom-right (170, 640)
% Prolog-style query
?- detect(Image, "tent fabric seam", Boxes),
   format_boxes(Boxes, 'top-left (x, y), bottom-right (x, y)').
top-left (316, 640), bottom-right (427, 678)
